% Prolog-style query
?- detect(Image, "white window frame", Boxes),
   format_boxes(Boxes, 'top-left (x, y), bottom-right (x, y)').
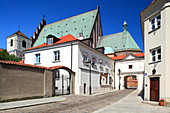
top-left (47, 38), bottom-right (53, 45)
top-left (150, 14), bottom-right (161, 31)
top-left (150, 47), bottom-right (161, 62)
top-left (54, 50), bottom-right (60, 62)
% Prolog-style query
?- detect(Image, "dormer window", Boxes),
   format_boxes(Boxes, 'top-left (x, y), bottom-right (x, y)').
top-left (46, 34), bottom-right (59, 45)
top-left (47, 38), bottom-right (53, 45)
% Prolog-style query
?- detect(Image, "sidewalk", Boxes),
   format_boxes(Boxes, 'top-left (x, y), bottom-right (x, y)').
top-left (0, 96), bottom-right (66, 111)
top-left (93, 90), bottom-right (170, 113)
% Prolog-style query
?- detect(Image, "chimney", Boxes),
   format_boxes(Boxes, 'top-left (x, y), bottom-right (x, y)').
top-left (36, 27), bottom-right (39, 34)
top-left (33, 32), bottom-right (37, 39)
top-left (39, 23), bottom-right (42, 30)
top-left (42, 19), bottom-right (46, 26)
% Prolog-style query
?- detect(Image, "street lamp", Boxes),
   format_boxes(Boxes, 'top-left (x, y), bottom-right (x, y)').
top-left (86, 59), bottom-right (95, 95)
top-left (118, 69), bottom-right (121, 90)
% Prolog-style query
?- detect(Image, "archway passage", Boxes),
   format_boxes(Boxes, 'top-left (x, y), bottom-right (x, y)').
top-left (52, 66), bottom-right (75, 95)
top-left (124, 75), bottom-right (138, 89)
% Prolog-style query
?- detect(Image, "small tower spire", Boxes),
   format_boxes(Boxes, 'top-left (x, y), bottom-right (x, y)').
top-left (18, 25), bottom-right (20, 31)
top-left (123, 19), bottom-right (128, 34)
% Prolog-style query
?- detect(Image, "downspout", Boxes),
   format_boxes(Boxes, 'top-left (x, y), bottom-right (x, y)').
top-left (71, 43), bottom-right (73, 70)
top-left (114, 61), bottom-right (116, 89)
top-left (70, 43), bottom-right (73, 94)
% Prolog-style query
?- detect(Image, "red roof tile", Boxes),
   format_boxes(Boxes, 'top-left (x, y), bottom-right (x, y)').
top-left (26, 34), bottom-right (77, 50)
top-left (110, 55), bottom-right (127, 60)
top-left (8, 31), bottom-right (30, 40)
top-left (133, 53), bottom-right (144, 57)
top-left (109, 53), bottom-right (144, 60)
top-left (0, 49), bottom-right (3, 51)
top-left (0, 60), bottom-right (72, 71)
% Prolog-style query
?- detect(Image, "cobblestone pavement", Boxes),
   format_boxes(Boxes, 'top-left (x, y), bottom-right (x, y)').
top-left (0, 89), bottom-right (134, 113)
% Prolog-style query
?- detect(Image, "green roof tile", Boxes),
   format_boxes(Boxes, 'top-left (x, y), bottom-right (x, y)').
top-left (33, 9), bottom-right (98, 47)
top-left (97, 21), bottom-right (141, 54)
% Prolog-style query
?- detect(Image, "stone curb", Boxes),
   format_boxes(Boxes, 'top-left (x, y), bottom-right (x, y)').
top-left (0, 97), bottom-right (66, 111)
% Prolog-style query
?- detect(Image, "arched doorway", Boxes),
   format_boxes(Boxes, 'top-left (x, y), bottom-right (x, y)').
top-left (124, 75), bottom-right (138, 89)
top-left (53, 66), bottom-right (75, 95)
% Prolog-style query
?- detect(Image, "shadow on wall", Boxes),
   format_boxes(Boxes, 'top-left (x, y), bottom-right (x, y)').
top-left (138, 89), bottom-right (144, 100)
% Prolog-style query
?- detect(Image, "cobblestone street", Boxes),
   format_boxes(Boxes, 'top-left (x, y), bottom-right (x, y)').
top-left (0, 89), bottom-right (134, 113)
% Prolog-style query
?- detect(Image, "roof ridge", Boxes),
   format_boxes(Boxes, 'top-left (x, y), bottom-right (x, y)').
top-left (46, 9), bottom-right (98, 27)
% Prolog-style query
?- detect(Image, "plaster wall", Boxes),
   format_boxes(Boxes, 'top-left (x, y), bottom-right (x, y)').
top-left (115, 58), bottom-right (144, 90)
top-left (142, 0), bottom-right (170, 101)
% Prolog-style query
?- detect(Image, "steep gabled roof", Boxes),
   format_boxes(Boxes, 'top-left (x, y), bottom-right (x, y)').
top-left (33, 9), bottom-right (98, 47)
top-left (26, 34), bottom-right (77, 50)
top-left (7, 31), bottom-right (30, 40)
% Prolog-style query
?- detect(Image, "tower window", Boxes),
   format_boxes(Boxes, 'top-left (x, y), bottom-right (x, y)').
top-left (10, 39), bottom-right (13, 47)
top-left (22, 40), bottom-right (26, 48)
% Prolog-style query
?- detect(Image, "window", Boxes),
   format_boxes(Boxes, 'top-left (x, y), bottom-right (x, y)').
top-left (55, 70), bottom-right (60, 80)
top-left (22, 40), bottom-right (26, 48)
top-left (10, 39), bottom-right (13, 47)
top-left (99, 59), bottom-right (103, 65)
top-left (150, 14), bottom-right (161, 31)
top-left (54, 51), bottom-right (60, 61)
top-left (132, 76), bottom-right (136, 79)
top-left (47, 38), bottom-right (53, 45)
top-left (92, 56), bottom-right (96, 64)
top-left (129, 65), bottom-right (133, 69)
top-left (35, 54), bottom-right (40, 63)
top-left (109, 77), bottom-right (112, 84)
top-left (83, 52), bottom-right (88, 62)
top-left (151, 47), bottom-right (161, 62)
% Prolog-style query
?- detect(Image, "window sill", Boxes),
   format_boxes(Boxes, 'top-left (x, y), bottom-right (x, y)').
top-left (52, 61), bottom-right (60, 63)
top-left (34, 63), bottom-right (41, 65)
top-left (148, 27), bottom-right (161, 34)
top-left (149, 60), bottom-right (161, 65)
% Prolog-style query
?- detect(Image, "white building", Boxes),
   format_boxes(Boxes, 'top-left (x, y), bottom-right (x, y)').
top-left (140, 0), bottom-right (170, 102)
top-left (111, 53), bottom-right (144, 90)
top-left (24, 34), bottom-right (114, 95)
top-left (7, 31), bottom-right (31, 57)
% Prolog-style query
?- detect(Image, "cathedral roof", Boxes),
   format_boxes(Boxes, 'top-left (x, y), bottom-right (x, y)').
top-left (7, 31), bottom-right (30, 40)
top-left (97, 21), bottom-right (141, 54)
top-left (33, 9), bottom-right (98, 47)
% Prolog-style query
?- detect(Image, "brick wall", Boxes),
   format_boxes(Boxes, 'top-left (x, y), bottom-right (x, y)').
top-left (126, 76), bottom-right (138, 88)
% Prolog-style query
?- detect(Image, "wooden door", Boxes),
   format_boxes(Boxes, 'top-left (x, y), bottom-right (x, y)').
top-left (150, 77), bottom-right (159, 101)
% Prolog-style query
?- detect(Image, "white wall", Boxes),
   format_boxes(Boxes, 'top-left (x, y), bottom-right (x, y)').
top-left (24, 41), bottom-right (115, 95)
top-left (115, 56), bottom-right (144, 90)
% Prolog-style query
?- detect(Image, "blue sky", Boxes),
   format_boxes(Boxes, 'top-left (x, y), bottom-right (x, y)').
top-left (0, 0), bottom-right (153, 52)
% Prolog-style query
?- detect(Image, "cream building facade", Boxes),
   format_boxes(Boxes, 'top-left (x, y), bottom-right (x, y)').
top-left (7, 31), bottom-right (31, 58)
top-left (140, 0), bottom-right (170, 102)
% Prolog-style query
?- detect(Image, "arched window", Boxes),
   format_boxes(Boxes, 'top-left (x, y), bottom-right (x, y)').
top-left (10, 39), bottom-right (13, 47)
top-left (22, 40), bottom-right (26, 48)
